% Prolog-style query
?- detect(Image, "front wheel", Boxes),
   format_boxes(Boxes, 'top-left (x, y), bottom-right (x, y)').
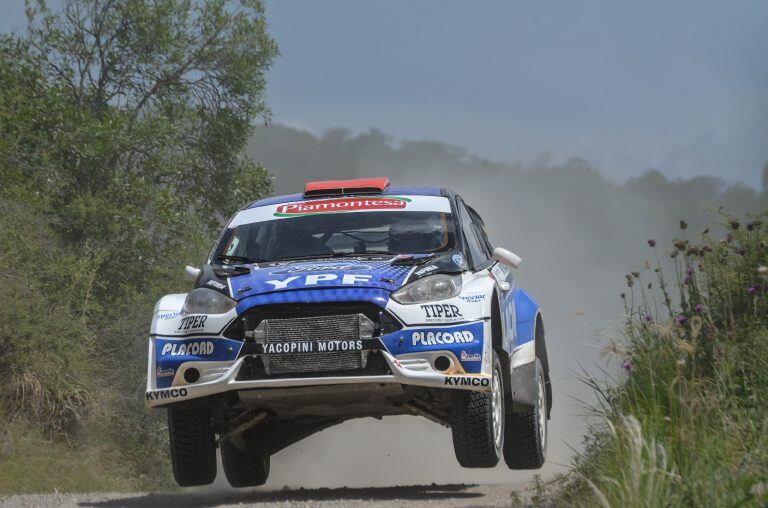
top-left (221, 434), bottom-right (270, 488)
top-left (504, 359), bottom-right (548, 469)
top-left (450, 352), bottom-right (504, 467)
top-left (167, 407), bottom-right (217, 486)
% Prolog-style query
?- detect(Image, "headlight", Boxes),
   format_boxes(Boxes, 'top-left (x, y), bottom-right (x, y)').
top-left (182, 288), bottom-right (237, 314)
top-left (391, 274), bottom-right (463, 304)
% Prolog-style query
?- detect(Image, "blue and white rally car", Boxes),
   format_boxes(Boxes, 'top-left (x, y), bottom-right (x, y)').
top-left (146, 178), bottom-right (552, 487)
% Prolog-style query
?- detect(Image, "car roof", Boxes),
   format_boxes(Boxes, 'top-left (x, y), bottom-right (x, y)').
top-left (245, 185), bottom-right (446, 209)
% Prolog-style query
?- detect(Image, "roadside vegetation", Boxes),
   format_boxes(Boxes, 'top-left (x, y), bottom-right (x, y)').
top-left (555, 214), bottom-right (768, 507)
top-left (0, 0), bottom-right (276, 493)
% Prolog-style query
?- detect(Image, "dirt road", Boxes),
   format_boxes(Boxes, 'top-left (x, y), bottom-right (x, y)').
top-left (0, 483), bottom-right (540, 507)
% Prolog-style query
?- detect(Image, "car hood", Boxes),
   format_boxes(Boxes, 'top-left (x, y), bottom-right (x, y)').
top-left (226, 258), bottom-right (417, 301)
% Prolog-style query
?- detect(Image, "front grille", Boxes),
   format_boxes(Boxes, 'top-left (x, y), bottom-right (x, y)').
top-left (260, 314), bottom-right (368, 374)
top-left (225, 303), bottom-right (403, 378)
top-left (236, 351), bottom-right (392, 381)
top-left (223, 302), bottom-right (401, 340)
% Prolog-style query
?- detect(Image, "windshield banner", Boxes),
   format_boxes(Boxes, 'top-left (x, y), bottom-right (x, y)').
top-left (229, 195), bottom-right (452, 227)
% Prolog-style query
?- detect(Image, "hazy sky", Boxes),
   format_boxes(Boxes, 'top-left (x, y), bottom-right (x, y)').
top-left (263, 1), bottom-right (768, 187)
top-left (2, 1), bottom-right (767, 187)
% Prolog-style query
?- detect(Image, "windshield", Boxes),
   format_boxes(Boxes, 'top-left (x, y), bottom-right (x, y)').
top-left (212, 209), bottom-right (456, 263)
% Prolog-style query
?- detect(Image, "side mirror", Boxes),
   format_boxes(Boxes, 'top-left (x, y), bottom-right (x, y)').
top-left (492, 247), bottom-right (522, 269)
top-left (184, 266), bottom-right (201, 281)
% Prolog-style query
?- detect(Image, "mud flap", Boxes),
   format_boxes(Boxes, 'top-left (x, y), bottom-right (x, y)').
top-left (509, 360), bottom-right (538, 410)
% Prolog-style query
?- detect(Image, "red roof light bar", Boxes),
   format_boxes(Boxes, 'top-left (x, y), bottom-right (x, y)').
top-left (304, 177), bottom-right (391, 198)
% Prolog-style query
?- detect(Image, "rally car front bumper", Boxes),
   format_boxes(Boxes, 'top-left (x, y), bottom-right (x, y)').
top-left (145, 348), bottom-right (491, 408)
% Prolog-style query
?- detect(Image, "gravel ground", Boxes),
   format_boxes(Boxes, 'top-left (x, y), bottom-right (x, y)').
top-left (0, 483), bottom-right (533, 508)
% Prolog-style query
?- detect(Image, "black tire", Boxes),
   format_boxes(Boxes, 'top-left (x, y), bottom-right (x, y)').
top-left (504, 359), bottom-right (548, 469)
top-left (221, 435), bottom-right (270, 488)
top-left (450, 352), bottom-right (504, 468)
top-left (167, 407), bottom-right (217, 486)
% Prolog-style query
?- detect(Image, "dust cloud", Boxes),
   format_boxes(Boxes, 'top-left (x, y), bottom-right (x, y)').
top-left (204, 128), bottom-right (749, 490)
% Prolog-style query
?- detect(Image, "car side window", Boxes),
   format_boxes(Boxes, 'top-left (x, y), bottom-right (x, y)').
top-left (467, 205), bottom-right (494, 257)
top-left (458, 199), bottom-right (490, 269)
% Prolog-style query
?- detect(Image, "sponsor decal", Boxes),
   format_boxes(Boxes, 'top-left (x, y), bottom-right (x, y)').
top-left (161, 340), bottom-right (214, 356)
top-left (264, 273), bottom-right (372, 290)
top-left (206, 280), bottom-right (226, 290)
top-left (460, 351), bottom-right (482, 361)
top-left (452, 253), bottom-right (466, 268)
top-left (177, 315), bottom-right (208, 331)
top-left (459, 293), bottom-right (485, 303)
top-left (420, 304), bottom-right (463, 319)
top-left (153, 337), bottom-right (243, 389)
top-left (383, 321), bottom-right (484, 373)
top-left (273, 264), bottom-right (370, 274)
top-left (444, 376), bottom-right (490, 387)
top-left (146, 388), bottom-right (188, 401)
top-left (414, 265), bottom-right (438, 277)
top-left (156, 367), bottom-right (175, 378)
top-left (411, 329), bottom-right (475, 346)
top-left (157, 311), bottom-right (180, 320)
top-left (274, 197), bottom-right (410, 217)
top-left (263, 340), bottom-right (363, 354)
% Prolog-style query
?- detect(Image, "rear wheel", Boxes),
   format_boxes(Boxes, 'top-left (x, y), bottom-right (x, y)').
top-left (450, 352), bottom-right (504, 467)
top-left (221, 434), bottom-right (270, 488)
top-left (504, 359), bottom-right (547, 469)
top-left (167, 407), bottom-right (217, 486)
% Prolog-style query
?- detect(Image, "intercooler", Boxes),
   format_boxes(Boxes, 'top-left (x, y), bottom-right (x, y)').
top-left (256, 313), bottom-right (374, 374)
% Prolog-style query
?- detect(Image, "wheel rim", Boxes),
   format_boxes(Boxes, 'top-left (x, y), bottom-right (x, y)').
top-left (537, 370), bottom-right (547, 451)
top-left (492, 366), bottom-right (503, 453)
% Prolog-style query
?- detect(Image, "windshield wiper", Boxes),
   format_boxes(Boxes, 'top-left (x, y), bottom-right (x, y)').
top-left (391, 253), bottom-right (436, 265)
top-left (277, 251), bottom-right (396, 262)
top-left (215, 254), bottom-right (256, 264)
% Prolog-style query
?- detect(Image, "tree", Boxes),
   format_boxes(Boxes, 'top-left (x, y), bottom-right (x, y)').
top-left (5, 0), bottom-right (277, 256)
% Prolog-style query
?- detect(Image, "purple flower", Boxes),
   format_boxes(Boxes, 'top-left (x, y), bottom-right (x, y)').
top-left (647, 239), bottom-right (657, 247)
top-left (747, 286), bottom-right (757, 295)
top-left (684, 275), bottom-right (692, 285)
top-left (686, 266), bottom-right (695, 275)
top-left (676, 315), bottom-right (688, 325)
top-left (621, 359), bottom-right (632, 371)
top-left (645, 314), bottom-right (653, 322)
top-left (694, 304), bottom-right (704, 314)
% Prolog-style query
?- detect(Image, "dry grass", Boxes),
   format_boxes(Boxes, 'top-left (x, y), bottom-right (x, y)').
top-left (6, 372), bottom-right (92, 436)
